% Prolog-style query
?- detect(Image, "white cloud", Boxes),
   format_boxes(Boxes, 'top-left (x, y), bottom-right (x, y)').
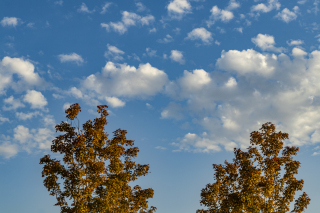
top-left (207, 6), bottom-right (234, 26)
top-left (252, 34), bottom-right (284, 52)
top-left (149, 28), bottom-right (157, 33)
top-left (13, 125), bottom-right (54, 153)
top-left (157, 34), bottom-right (174, 43)
top-left (172, 133), bottom-right (221, 152)
top-left (298, 0), bottom-right (307, 4)
top-left (185, 27), bottom-right (213, 44)
top-left (161, 102), bottom-right (184, 120)
top-left (101, 11), bottom-right (155, 34)
top-left (226, 0), bottom-right (240, 10)
top-left (23, 90), bottom-right (48, 109)
top-left (216, 49), bottom-right (276, 76)
top-left (16, 111), bottom-right (41, 120)
top-left (0, 142), bottom-right (18, 159)
top-left (235, 27), bottom-right (243, 33)
top-left (0, 56), bottom-right (45, 93)
top-left (275, 7), bottom-right (299, 23)
top-left (77, 3), bottom-right (95, 13)
top-left (101, 2), bottom-right (112, 14)
top-left (63, 103), bottom-right (71, 110)
top-left (104, 44), bottom-right (125, 61)
top-left (58, 53), bottom-right (84, 65)
top-left (69, 87), bottom-right (83, 98)
top-left (82, 61), bottom-right (168, 98)
top-left (136, 2), bottom-right (147, 12)
top-left (3, 96), bottom-right (25, 111)
top-left (155, 146), bottom-right (167, 150)
top-left (179, 69), bottom-right (211, 91)
top-left (105, 96), bottom-right (125, 108)
top-left (251, 0), bottom-right (281, 13)
top-left (170, 50), bottom-right (185, 64)
top-left (287, 39), bottom-right (304, 46)
top-left (145, 47), bottom-right (157, 57)
top-left (0, 115), bottom-right (9, 123)
top-left (166, 47), bottom-right (320, 152)
top-left (1, 17), bottom-right (19, 27)
top-left (167, 0), bottom-right (192, 19)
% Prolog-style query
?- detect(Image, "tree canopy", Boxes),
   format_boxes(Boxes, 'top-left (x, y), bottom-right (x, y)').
top-left (40, 103), bottom-right (156, 213)
top-left (197, 122), bottom-right (310, 213)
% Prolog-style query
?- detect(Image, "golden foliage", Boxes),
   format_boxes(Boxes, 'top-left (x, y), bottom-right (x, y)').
top-left (40, 103), bottom-right (156, 213)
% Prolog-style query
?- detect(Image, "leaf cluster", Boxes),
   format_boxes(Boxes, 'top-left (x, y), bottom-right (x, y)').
top-left (40, 103), bottom-right (156, 213)
top-left (197, 122), bottom-right (310, 213)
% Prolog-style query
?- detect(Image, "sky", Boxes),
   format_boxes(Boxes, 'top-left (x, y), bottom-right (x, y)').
top-left (1, 0), bottom-right (320, 212)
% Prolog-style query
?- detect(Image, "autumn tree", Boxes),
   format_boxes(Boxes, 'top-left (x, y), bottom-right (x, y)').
top-left (40, 103), bottom-right (156, 213)
top-left (197, 122), bottom-right (310, 213)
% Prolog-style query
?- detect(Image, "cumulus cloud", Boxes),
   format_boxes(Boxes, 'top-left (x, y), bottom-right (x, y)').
top-left (167, 0), bottom-right (192, 19)
top-left (251, 0), bottom-right (281, 13)
top-left (0, 142), bottom-right (18, 159)
top-left (23, 90), bottom-right (48, 109)
top-left (1, 17), bottom-right (19, 27)
top-left (172, 133), bottom-right (221, 152)
top-left (216, 49), bottom-right (276, 76)
top-left (77, 3), bottom-right (95, 13)
top-left (251, 34), bottom-right (285, 52)
top-left (0, 56), bottom-right (46, 93)
top-left (10, 125), bottom-right (54, 154)
top-left (275, 6), bottom-right (299, 23)
top-left (101, 2), bottom-right (112, 14)
top-left (101, 11), bottom-right (155, 34)
top-left (3, 96), bottom-right (25, 111)
top-left (170, 50), bottom-right (185, 64)
top-left (157, 34), bottom-right (174, 43)
top-left (287, 39), bottom-right (304, 46)
top-left (165, 45), bottom-right (320, 152)
top-left (105, 96), bottom-right (125, 108)
top-left (0, 115), bottom-right (9, 124)
top-left (226, 0), bottom-right (240, 10)
top-left (207, 5), bottom-right (234, 26)
top-left (82, 61), bottom-right (168, 98)
top-left (104, 44), bottom-right (125, 61)
top-left (58, 53), bottom-right (84, 65)
top-left (185, 27), bottom-right (213, 44)
top-left (16, 111), bottom-right (41, 120)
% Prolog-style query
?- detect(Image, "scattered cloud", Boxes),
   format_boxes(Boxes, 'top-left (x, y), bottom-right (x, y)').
top-left (54, 0), bottom-right (63, 6)
top-left (23, 90), bottom-right (48, 109)
top-left (101, 11), bottom-right (155, 34)
top-left (170, 50), bottom-right (185, 64)
top-left (235, 27), bottom-right (243, 33)
top-left (136, 2), bottom-right (147, 12)
top-left (161, 102), bottom-right (184, 120)
top-left (172, 133), bottom-right (221, 152)
top-left (3, 96), bottom-right (25, 111)
top-left (297, 0), bottom-right (307, 4)
top-left (1, 17), bottom-right (19, 27)
top-left (287, 39), bottom-right (304, 46)
top-left (275, 6), bottom-right (299, 23)
top-left (82, 61), bottom-right (168, 98)
top-left (207, 6), bottom-right (234, 27)
top-left (105, 96), bottom-right (125, 108)
top-left (157, 34), bottom-right (174, 43)
top-left (101, 2), bottom-right (112, 14)
top-left (251, 34), bottom-right (285, 52)
top-left (251, 0), bottom-right (281, 13)
top-left (104, 44), bottom-right (125, 61)
top-left (77, 3), bottom-right (95, 13)
top-left (167, 0), bottom-right (192, 19)
top-left (58, 53), bottom-right (84, 65)
top-left (226, 0), bottom-right (240, 11)
top-left (185, 27), bottom-right (213, 45)
top-left (145, 47), bottom-right (157, 57)
top-left (16, 111), bottom-right (41, 120)
top-left (0, 57), bottom-right (45, 93)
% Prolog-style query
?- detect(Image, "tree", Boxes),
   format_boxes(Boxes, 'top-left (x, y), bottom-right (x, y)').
top-left (40, 103), bottom-right (156, 213)
top-left (197, 122), bottom-right (310, 213)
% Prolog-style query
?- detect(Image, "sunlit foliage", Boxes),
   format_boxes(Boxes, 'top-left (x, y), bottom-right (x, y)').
top-left (40, 103), bottom-right (156, 213)
top-left (197, 122), bottom-right (310, 213)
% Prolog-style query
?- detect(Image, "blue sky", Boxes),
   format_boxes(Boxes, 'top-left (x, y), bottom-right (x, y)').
top-left (1, 0), bottom-right (320, 212)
